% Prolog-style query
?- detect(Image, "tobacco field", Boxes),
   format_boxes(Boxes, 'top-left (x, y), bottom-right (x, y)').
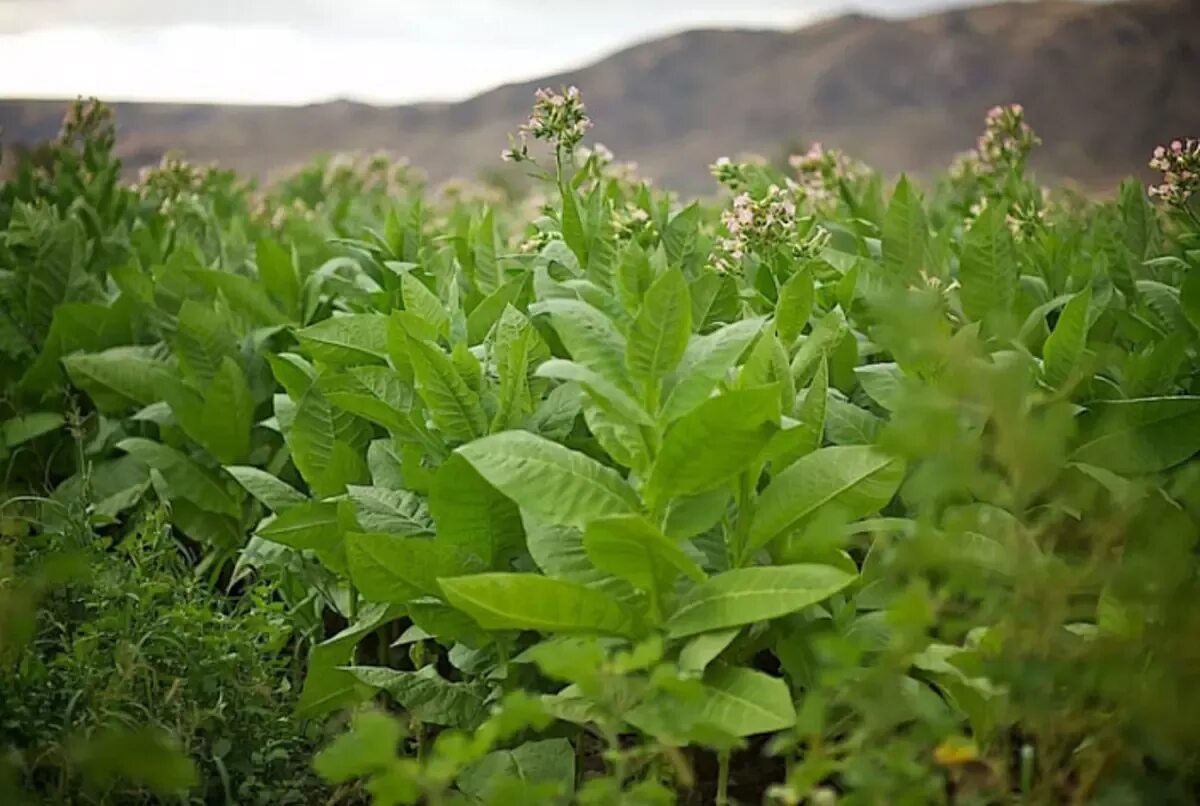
top-left (2, 94), bottom-right (1200, 804)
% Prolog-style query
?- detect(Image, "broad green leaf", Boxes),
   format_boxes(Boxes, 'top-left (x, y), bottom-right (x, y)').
top-left (1042, 286), bottom-right (1092, 389)
top-left (958, 202), bottom-right (1016, 321)
top-left (666, 564), bottom-right (854, 638)
top-left (256, 237), bottom-right (301, 318)
top-left (439, 573), bottom-right (641, 637)
top-left (458, 738), bottom-right (575, 804)
top-left (367, 439), bottom-right (406, 489)
top-left (197, 357), bottom-right (253, 463)
top-left (63, 348), bottom-right (176, 414)
top-left (882, 176), bottom-right (928, 282)
top-left (346, 531), bottom-right (479, 602)
top-left (583, 514), bottom-right (704, 607)
top-left (297, 607), bottom-right (397, 718)
top-left (536, 359), bottom-right (652, 426)
top-left (402, 273), bottom-right (450, 338)
top-left (854, 362), bottom-right (904, 412)
top-left (226, 466), bottom-right (307, 512)
top-left (749, 446), bottom-right (904, 554)
top-left (467, 277), bottom-right (524, 344)
top-left (824, 394), bottom-right (882, 445)
top-left (661, 318), bottom-right (765, 422)
top-left (626, 267), bottom-right (692, 389)
top-left (647, 387), bottom-right (779, 506)
top-left (693, 667), bottom-right (796, 736)
top-left (174, 300), bottom-right (235, 388)
top-left (346, 665), bottom-right (488, 728)
top-left (457, 431), bottom-right (639, 530)
top-left (407, 337), bottom-right (487, 442)
top-left (1181, 268), bottom-right (1200, 333)
top-left (116, 438), bottom-right (240, 517)
top-left (429, 453), bottom-right (525, 568)
top-left (20, 300), bottom-right (136, 393)
top-left (295, 314), bottom-right (390, 366)
top-left (189, 267), bottom-right (289, 326)
top-left (662, 202), bottom-right (700, 268)
top-left (258, 501), bottom-right (341, 551)
top-left (790, 308), bottom-right (846, 387)
top-left (532, 299), bottom-right (632, 394)
top-left (768, 358), bottom-right (827, 467)
top-left (492, 304), bottom-right (546, 430)
top-left (267, 353), bottom-right (316, 400)
top-left (346, 485), bottom-right (434, 535)
top-left (3, 412), bottom-right (63, 447)
top-left (560, 183), bottom-right (587, 265)
top-left (775, 267), bottom-right (814, 345)
top-left (320, 366), bottom-right (421, 440)
top-left (1072, 396), bottom-right (1200, 474)
top-left (678, 629), bottom-right (740, 674)
top-left (474, 207), bottom-right (502, 294)
top-left (288, 384), bottom-right (371, 496)
top-left (524, 512), bottom-right (637, 601)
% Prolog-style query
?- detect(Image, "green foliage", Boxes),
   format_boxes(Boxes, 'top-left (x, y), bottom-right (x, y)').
top-left (5, 96), bottom-right (1200, 805)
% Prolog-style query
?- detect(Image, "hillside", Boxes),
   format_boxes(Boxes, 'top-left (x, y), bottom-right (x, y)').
top-left (2, 0), bottom-right (1197, 192)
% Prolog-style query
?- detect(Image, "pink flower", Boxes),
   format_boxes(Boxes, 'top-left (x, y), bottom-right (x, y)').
top-left (1172, 140), bottom-right (1184, 153)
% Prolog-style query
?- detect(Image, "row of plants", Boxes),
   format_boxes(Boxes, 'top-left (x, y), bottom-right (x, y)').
top-left (2, 95), bottom-right (1199, 803)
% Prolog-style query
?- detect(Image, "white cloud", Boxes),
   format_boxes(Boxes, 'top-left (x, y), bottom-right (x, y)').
top-left (0, 1), bottom-right (1018, 103)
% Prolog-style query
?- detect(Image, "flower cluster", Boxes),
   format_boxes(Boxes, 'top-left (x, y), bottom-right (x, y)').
top-left (953, 104), bottom-right (1040, 181)
top-left (978, 104), bottom-right (1040, 173)
top-left (1148, 139), bottom-right (1200, 207)
top-left (1005, 195), bottom-right (1048, 242)
top-left (502, 86), bottom-right (593, 163)
top-left (788, 142), bottom-right (867, 206)
top-left (57, 98), bottom-right (115, 153)
top-left (320, 150), bottom-right (424, 197)
top-left (712, 184), bottom-right (829, 272)
top-left (134, 154), bottom-right (214, 203)
top-left (709, 155), bottom-right (768, 193)
top-left (612, 201), bottom-right (654, 240)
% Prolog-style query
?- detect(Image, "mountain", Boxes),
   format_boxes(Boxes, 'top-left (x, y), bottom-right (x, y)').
top-left (1, 0), bottom-right (1197, 193)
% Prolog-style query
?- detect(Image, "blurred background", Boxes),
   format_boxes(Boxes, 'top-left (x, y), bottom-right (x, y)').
top-left (1, 0), bottom-right (1197, 192)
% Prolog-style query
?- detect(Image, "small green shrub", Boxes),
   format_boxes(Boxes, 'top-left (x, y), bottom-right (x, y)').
top-left (0, 505), bottom-right (328, 804)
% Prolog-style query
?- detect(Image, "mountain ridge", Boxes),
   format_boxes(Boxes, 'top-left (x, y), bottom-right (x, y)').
top-left (1, 0), bottom-right (1196, 192)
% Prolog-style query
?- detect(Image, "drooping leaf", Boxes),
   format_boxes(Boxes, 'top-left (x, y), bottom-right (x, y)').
top-left (583, 514), bottom-right (704, 607)
top-left (346, 665), bottom-right (489, 728)
top-left (666, 564), bottom-right (855, 638)
top-left (116, 438), bottom-right (240, 517)
top-left (296, 314), bottom-right (390, 366)
top-left (346, 485), bottom-right (434, 536)
top-left (439, 573), bottom-right (642, 637)
top-left (226, 466), bottom-right (308, 512)
top-left (456, 431), bottom-right (639, 530)
top-left (1072, 396), bottom-right (1200, 474)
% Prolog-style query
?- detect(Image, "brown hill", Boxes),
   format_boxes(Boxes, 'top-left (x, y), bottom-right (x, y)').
top-left (1, 0), bottom-right (1197, 192)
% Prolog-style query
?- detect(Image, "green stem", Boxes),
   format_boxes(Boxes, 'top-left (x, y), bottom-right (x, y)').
top-left (732, 471), bottom-right (755, 568)
top-left (716, 750), bottom-right (731, 806)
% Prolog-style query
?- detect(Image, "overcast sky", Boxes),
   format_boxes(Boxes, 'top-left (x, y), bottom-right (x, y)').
top-left (1, 0), bottom-right (1019, 104)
